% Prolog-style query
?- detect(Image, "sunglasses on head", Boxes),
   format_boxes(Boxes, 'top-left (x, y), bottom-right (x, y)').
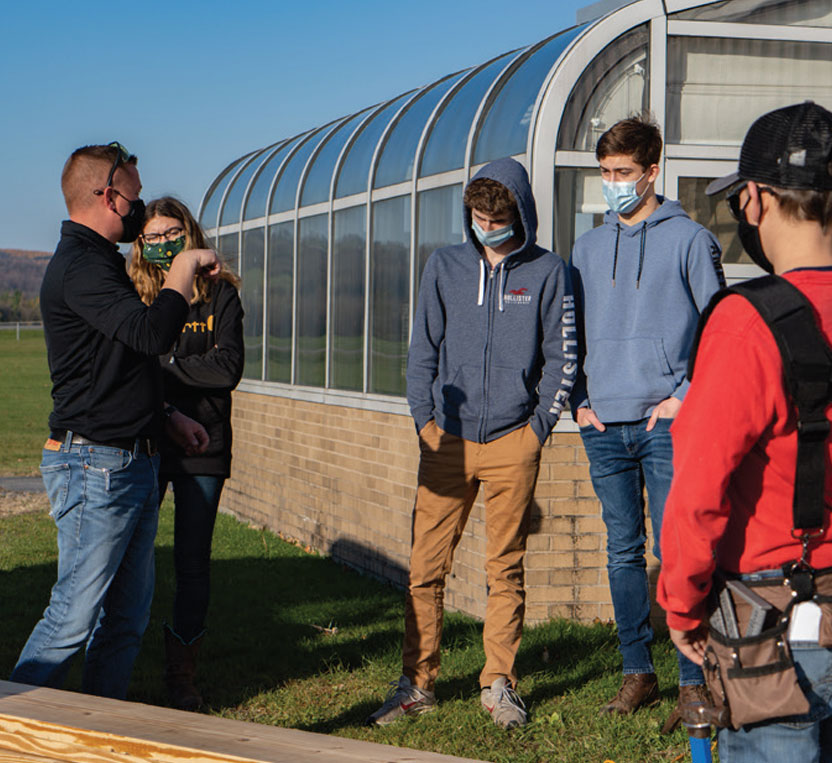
top-left (726, 182), bottom-right (779, 221)
top-left (92, 142), bottom-right (131, 198)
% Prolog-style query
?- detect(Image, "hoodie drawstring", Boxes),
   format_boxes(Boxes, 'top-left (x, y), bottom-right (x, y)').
top-left (477, 259), bottom-right (485, 306)
top-left (498, 264), bottom-right (505, 312)
top-left (611, 226), bottom-right (621, 287)
top-left (636, 223), bottom-right (646, 289)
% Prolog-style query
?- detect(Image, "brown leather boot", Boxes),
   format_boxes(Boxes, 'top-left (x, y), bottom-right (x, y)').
top-left (163, 625), bottom-right (204, 711)
top-left (599, 673), bottom-right (659, 716)
top-left (661, 683), bottom-right (712, 734)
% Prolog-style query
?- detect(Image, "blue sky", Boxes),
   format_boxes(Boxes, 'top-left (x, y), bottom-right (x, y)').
top-left (1, 0), bottom-right (588, 253)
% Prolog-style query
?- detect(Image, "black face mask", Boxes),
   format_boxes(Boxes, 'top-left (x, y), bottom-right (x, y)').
top-left (118, 197), bottom-right (146, 243)
top-left (737, 208), bottom-right (774, 274)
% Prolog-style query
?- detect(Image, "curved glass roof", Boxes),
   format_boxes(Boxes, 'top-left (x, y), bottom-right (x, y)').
top-left (271, 124), bottom-right (336, 214)
top-left (373, 72), bottom-right (467, 189)
top-left (243, 136), bottom-right (301, 221)
top-left (200, 153), bottom-right (255, 228)
top-left (220, 147), bottom-right (273, 226)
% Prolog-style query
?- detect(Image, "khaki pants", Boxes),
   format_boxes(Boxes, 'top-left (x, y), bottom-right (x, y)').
top-left (403, 420), bottom-right (542, 691)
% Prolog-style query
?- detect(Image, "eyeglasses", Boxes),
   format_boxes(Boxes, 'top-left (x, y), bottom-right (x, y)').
top-left (726, 183), bottom-right (780, 221)
top-left (92, 142), bottom-right (131, 196)
top-left (142, 226), bottom-right (184, 244)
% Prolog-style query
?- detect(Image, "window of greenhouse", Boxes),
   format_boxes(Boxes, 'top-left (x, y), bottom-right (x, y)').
top-left (420, 51), bottom-right (518, 178)
top-left (666, 36), bottom-right (832, 145)
top-left (373, 73), bottom-right (465, 189)
top-left (301, 110), bottom-right (370, 207)
top-left (558, 26), bottom-right (648, 151)
top-left (241, 228), bottom-right (265, 380)
top-left (677, 177), bottom-right (747, 264)
top-left (200, 155), bottom-right (251, 230)
top-left (370, 196), bottom-right (410, 395)
top-left (244, 137), bottom-right (301, 221)
top-left (296, 214), bottom-right (328, 386)
top-left (267, 221), bottom-right (293, 383)
top-left (220, 149), bottom-right (271, 227)
top-left (416, 184), bottom-right (463, 294)
top-left (474, 26), bottom-right (585, 165)
top-left (554, 168), bottom-right (605, 259)
top-left (671, 0), bottom-right (832, 27)
top-left (271, 128), bottom-right (331, 214)
top-left (218, 232), bottom-right (239, 273)
top-left (336, 93), bottom-right (414, 198)
top-left (330, 206), bottom-right (366, 391)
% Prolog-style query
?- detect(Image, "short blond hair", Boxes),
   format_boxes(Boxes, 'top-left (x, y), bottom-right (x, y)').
top-left (61, 144), bottom-right (137, 214)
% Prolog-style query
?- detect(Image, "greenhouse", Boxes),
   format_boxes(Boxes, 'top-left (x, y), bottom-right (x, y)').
top-left (203, 0), bottom-right (832, 622)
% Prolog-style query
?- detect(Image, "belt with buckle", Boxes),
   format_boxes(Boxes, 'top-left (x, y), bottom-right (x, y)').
top-left (50, 430), bottom-right (158, 456)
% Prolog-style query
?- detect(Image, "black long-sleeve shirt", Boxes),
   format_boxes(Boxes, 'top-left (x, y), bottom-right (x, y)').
top-left (41, 220), bottom-right (189, 441)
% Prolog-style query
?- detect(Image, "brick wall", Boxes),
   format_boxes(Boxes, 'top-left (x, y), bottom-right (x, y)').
top-left (222, 390), bottom-right (659, 625)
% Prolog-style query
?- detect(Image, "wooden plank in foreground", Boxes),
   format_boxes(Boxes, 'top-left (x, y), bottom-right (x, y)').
top-left (0, 681), bottom-right (485, 763)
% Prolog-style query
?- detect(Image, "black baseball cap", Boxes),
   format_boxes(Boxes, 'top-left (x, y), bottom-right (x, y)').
top-left (706, 101), bottom-right (832, 196)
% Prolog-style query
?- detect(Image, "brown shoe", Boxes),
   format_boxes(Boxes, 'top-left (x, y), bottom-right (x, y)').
top-left (661, 683), bottom-right (712, 734)
top-left (599, 673), bottom-right (659, 716)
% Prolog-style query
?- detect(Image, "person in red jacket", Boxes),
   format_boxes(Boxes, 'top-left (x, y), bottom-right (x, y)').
top-left (657, 102), bottom-right (832, 761)
top-left (130, 197), bottom-right (244, 710)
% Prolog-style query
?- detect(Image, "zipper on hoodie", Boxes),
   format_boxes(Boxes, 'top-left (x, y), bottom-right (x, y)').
top-left (479, 263), bottom-right (498, 443)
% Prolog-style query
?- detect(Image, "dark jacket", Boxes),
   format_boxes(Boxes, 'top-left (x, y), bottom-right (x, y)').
top-left (159, 278), bottom-right (244, 477)
top-left (406, 158), bottom-right (576, 445)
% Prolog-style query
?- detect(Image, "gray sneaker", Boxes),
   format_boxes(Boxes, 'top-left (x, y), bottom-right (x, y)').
top-left (366, 675), bottom-right (436, 726)
top-left (480, 677), bottom-right (527, 729)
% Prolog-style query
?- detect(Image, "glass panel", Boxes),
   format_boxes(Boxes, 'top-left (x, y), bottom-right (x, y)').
top-left (244, 137), bottom-right (302, 221)
top-left (370, 196), bottom-right (410, 395)
top-left (558, 26), bottom-right (648, 151)
top-left (218, 233), bottom-right (239, 274)
top-left (374, 74), bottom-right (465, 189)
top-left (200, 155), bottom-right (250, 229)
top-left (420, 52), bottom-right (516, 178)
top-left (554, 168), bottom-right (605, 260)
top-left (301, 111), bottom-right (369, 207)
top-left (672, 0), bottom-right (832, 27)
top-left (678, 177), bottom-right (746, 264)
top-left (416, 184), bottom-right (463, 293)
top-left (240, 228), bottom-right (265, 380)
top-left (336, 93), bottom-right (413, 198)
top-left (271, 129), bottom-right (330, 214)
top-left (267, 221), bottom-right (293, 382)
top-left (220, 150), bottom-right (270, 227)
top-left (330, 206), bottom-right (366, 390)
top-left (296, 214), bottom-right (328, 386)
top-left (667, 37), bottom-right (832, 145)
top-left (475, 27), bottom-right (585, 164)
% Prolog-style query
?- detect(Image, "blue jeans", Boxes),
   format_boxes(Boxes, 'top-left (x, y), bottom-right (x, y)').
top-left (11, 442), bottom-right (160, 699)
top-left (717, 646), bottom-right (832, 762)
top-left (159, 474), bottom-right (224, 642)
top-left (580, 419), bottom-right (703, 685)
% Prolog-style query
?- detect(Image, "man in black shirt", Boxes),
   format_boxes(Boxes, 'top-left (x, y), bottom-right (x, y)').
top-left (10, 143), bottom-right (220, 699)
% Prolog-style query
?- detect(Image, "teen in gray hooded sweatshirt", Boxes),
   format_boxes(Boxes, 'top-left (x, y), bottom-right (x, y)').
top-left (569, 116), bottom-right (725, 726)
top-left (367, 157), bottom-right (575, 730)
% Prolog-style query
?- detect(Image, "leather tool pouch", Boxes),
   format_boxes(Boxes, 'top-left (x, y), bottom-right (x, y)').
top-left (703, 581), bottom-right (809, 730)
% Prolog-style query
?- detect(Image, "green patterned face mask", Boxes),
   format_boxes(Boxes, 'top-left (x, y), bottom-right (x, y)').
top-left (142, 236), bottom-right (186, 271)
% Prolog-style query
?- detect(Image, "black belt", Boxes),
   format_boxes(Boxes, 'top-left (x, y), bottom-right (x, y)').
top-left (50, 430), bottom-right (158, 456)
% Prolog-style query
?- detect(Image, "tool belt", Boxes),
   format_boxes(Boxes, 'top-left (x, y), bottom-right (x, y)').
top-left (703, 566), bottom-right (832, 730)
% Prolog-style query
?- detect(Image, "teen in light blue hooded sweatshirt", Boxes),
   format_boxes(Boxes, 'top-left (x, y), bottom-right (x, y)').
top-left (568, 116), bottom-right (725, 726)
top-left (368, 158), bottom-right (575, 730)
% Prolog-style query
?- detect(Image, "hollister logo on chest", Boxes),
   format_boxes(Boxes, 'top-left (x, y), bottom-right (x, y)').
top-left (503, 287), bottom-right (532, 305)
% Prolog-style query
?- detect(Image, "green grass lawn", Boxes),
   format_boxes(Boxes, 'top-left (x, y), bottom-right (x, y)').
top-left (0, 327), bottom-right (711, 761)
top-left (0, 328), bottom-right (51, 474)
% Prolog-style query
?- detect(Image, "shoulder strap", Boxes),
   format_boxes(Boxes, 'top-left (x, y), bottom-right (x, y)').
top-left (689, 275), bottom-right (832, 532)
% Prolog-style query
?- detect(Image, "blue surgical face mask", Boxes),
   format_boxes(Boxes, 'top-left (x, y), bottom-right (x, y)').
top-left (602, 171), bottom-right (648, 215)
top-left (471, 218), bottom-right (515, 248)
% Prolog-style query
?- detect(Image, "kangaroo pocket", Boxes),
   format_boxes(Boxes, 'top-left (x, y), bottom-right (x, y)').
top-left (439, 364), bottom-right (482, 424)
top-left (487, 365), bottom-right (533, 428)
top-left (586, 337), bottom-right (676, 403)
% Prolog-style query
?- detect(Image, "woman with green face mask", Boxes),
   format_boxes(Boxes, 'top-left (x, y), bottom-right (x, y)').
top-left (129, 197), bottom-right (244, 711)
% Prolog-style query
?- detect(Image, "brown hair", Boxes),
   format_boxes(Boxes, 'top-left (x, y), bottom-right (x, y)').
top-left (61, 144), bottom-right (138, 214)
top-left (596, 114), bottom-right (663, 169)
top-left (463, 178), bottom-right (518, 219)
top-left (772, 187), bottom-right (832, 232)
top-left (129, 196), bottom-right (240, 305)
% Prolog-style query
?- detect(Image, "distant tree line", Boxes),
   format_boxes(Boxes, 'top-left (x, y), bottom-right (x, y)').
top-left (0, 250), bottom-right (49, 322)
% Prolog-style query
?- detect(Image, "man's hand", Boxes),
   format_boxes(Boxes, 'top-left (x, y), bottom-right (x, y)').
top-left (576, 406), bottom-right (605, 432)
top-left (646, 396), bottom-right (682, 431)
top-left (669, 625), bottom-right (708, 666)
top-left (165, 410), bottom-right (209, 456)
top-left (189, 248), bottom-right (221, 279)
